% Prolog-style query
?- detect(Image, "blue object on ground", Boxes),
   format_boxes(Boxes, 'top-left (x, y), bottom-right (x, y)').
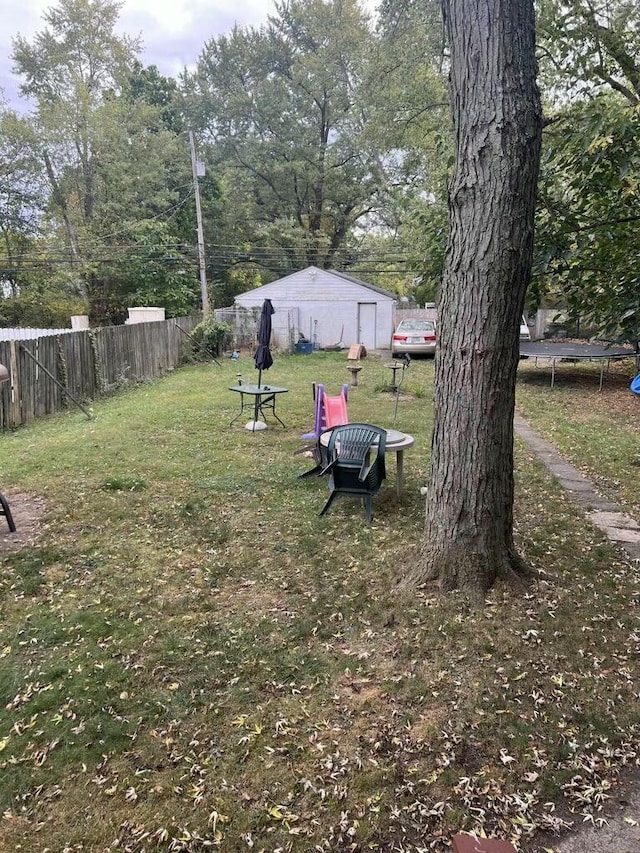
top-left (631, 374), bottom-right (640, 396)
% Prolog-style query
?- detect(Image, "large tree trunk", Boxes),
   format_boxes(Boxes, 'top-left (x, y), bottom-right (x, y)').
top-left (408, 0), bottom-right (542, 600)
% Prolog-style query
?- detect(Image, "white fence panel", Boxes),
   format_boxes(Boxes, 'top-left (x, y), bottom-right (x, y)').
top-left (0, 327), bottom-right (74, 342)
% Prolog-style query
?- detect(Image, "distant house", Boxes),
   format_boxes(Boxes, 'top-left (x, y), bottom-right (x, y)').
top-left (233, 266), bottom-right (397, 351)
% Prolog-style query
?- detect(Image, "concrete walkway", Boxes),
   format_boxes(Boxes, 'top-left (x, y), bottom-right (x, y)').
top-left (514, 414), bottom-right (640, 562)
top-left (513, 413), bottom-right (640, 853)
top-left (552, 787), bottom-right (640, 853)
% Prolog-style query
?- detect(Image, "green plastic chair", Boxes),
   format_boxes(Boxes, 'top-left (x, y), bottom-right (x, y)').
top-left (319, 423), bottom-right (387, 522)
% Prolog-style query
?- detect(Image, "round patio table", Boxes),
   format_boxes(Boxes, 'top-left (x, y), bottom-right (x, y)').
top-left (320, 427), bottom-right (414, 499)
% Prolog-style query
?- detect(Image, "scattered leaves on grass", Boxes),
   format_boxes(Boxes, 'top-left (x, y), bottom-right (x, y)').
top-left (0, 355), bottom-right (638, 851)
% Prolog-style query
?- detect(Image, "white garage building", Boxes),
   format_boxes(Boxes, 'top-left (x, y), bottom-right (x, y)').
top-left (233, 266), bottom-right (397, 351)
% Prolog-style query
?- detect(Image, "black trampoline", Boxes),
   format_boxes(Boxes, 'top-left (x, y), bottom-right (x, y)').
top-left (519, 341), bottom-right (637, 390)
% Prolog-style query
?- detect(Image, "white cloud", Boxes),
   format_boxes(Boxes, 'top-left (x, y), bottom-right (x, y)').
top-left (1, 0), bottom-right (377, 110)
top-left (0, 0), bottom-right (280, 109)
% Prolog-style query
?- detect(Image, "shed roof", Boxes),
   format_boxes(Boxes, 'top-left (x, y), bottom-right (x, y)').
top-left (236, 266), bottom-right (397, 301)
top-left (322, 268), bottom-right (397, 300)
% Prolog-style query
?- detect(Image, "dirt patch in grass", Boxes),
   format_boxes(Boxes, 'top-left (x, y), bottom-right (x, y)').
top-left (0, 493), bottom-right (45, 553)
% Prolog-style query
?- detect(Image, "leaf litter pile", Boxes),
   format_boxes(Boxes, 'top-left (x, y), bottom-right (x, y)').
top-left (0, 355), bottom-right (639, 852)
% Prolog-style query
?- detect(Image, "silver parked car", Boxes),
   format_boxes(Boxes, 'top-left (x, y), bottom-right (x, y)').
top-left (391, 319), bottom-right (437, 357)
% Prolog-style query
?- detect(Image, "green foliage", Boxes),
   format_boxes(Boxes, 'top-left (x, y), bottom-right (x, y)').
top-left (0, 111), bottom-right (45, 288)
top-left (12, 0), bottom-right (139, 103)
top-left (400, 188), bottom-right (449, 303)
top-left (11, 0), bottom-right (137, 314)
top-left (532, 2), bottom-right (640, 338)
top-left (9, 0), bottom-right (215, 324)
top-left (188, 0), bottom-right (389, 274)
top-left (0, 291), bottom-right (87, 328)
top-left (535, 96), bottom-right (640, 341)
top-left (348, 0), bottom-right (452, 301)
top-left (0, 0), bottom-right (447, 314)
top-left (191, 316), bottom-right (233, 357)
top-left (123, 60), bottom-right (185, 134)
top-left (101, 221), bottom-right (198, 319)
top-left (5, 0), bottom-right (640, 342)
top-left (537, 0), bottom-right (640, 106)
top-left (209, 267), bottom-right (263, 310)
top-left (371, 0), bottom-right (447, 140)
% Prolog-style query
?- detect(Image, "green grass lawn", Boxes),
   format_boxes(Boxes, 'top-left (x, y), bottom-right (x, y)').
top-left (0, 351), bottom-right (638, 852)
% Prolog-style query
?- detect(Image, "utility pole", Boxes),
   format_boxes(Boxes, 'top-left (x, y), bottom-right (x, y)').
top-left (189, 131), bottom-right (210, 318)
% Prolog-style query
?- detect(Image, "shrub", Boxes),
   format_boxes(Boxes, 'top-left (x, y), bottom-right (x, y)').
top-left (0, 293), bottom-right (88, 328)
top-left (191, 317), bottom-right (233, 358)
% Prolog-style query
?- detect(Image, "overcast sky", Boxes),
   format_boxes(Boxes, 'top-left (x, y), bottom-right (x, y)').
top-left (0, 0), bottom-right (284, 110)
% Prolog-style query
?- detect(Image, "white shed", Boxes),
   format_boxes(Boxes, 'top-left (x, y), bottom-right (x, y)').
top-left (233, 266), bottom-right (397, 351)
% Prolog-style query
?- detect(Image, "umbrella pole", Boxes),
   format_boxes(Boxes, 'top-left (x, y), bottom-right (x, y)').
top-left (253, 368), bottom-right (262, 430)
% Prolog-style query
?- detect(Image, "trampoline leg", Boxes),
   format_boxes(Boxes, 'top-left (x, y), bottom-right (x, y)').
top-left (551, 358), bottom-right (556, 389)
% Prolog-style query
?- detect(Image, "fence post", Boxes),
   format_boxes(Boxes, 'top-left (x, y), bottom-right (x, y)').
top-left (9, 341), bottom-right (20, 429)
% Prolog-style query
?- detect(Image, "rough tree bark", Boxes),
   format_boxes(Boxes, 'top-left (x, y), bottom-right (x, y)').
top-left (408, 0), bottom-right (542, 600)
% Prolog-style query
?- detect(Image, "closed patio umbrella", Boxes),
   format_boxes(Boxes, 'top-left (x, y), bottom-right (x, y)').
top-left (247, 299), bottom-right (275, 431)
top-left (254, 298), bottom-right (275, 389)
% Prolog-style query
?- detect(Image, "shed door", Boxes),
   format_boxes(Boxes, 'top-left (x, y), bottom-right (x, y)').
top-left (357, 302), bottom-right (377, 349)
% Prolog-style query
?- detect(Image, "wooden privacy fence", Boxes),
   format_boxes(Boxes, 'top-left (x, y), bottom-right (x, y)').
top-left (394, 305), bottom-right (438, 324)
top-left (0, 315), bottom-right (201, 431)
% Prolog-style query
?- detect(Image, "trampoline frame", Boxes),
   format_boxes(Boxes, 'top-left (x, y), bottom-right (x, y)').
top-left (518, 341), bottom-right (637, 390)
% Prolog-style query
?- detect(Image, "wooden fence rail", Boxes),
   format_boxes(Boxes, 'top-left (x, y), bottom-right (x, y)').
top-left (0, 315), bottom-right (201, 431)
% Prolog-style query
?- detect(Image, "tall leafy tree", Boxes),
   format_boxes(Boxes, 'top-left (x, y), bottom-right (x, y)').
top-left (535, 96), bottom-right (640, 341)
top-left (361, 0), bottom-right (451, 300)
top-left (124, 60), bottom-right (185, 134)
top-left (118, 64), bottom-right (228, 312)
top-left (0, 108), bottom-right (45, 295)
top-left (405, 0), bottom-right (542, 599)
top-left (12, 0), bottom-right (209, 322)
top-left (537, 0), bottom-right (640, 105)
top-left (12, 0), bottom-right (140, 269)
top-left (533, 0), bottom-right (640, 339)
top-left (189, 0), bottom-right (388, 274)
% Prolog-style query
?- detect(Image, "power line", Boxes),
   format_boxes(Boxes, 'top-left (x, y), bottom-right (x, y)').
top-left (2, 258), bottom-right (429, 278)
top-left (2, 232), bottom-right (430, 279)
top-left (4, 243), bottom-right (417, 264)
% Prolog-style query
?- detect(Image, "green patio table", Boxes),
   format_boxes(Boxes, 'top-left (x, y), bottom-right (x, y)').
top-left (228, 384), bottom-right (288, 430)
